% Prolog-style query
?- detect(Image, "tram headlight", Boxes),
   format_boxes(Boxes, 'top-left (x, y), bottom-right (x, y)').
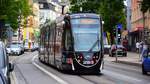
top-left (96, 56), bottom-right (99, 59)
top-left (77, 54), bottom-right (83, 60)
top-left (92, 55), bottom-right (99, 63)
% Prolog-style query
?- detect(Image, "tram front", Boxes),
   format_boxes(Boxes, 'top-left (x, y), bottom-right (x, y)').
top-left (70, 13), bottom-right (104, 73)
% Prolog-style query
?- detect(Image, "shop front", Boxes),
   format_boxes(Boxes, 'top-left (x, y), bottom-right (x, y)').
top-left (128, 26), bottom-right (143, 52)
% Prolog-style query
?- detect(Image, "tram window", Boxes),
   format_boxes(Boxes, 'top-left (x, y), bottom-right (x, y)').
top-left (65, 30), bottom-right (72, 51)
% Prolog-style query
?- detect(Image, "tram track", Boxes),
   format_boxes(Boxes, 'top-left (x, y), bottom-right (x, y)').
top-left (78, 75), bottom-right (99, 84)
top-left (33, 53), bottom-right (104, 84)
top-left (9, 51), bottom-right (150, 84)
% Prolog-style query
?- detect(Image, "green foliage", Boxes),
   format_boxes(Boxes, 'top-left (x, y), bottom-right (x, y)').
top-left (69, 0), bottom-right (126, 44)
top-left (70, 0), bottom-right (101, 13)
top-left (0, 0), bottom-right (32, 30)
top-left (69, 0), bottom-right (126, 32)
top-left (141, 0), bottom-right (150, 13)
top-left (98, 0), bottom-right (126, 32)
top-left (98, 0), bottom-right (126, 44)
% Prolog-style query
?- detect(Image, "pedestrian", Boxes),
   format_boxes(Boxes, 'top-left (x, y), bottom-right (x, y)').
top-left (139, 41), bottom-right (144, 53)
top-left (136, 41), bottom-right (140, 53)
top-left (139, 41), bottom-right (146, 61)
top-left (122, 38), bottom-right (128, 50)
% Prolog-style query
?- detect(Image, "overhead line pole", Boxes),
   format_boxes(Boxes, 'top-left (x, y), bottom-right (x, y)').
top-left (115, 26), bottom-right (118, 62)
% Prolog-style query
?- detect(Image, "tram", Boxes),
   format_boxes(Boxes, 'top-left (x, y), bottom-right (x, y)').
top-left (39, 13), bottom-right (104, 73)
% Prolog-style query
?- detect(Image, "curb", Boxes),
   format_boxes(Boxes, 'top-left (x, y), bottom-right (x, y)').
top-left (112, 60), bottom-right (142, 67)
top-left (11, 71), bottom-right (18, 84)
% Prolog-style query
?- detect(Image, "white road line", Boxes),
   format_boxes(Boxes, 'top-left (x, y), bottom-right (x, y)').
top-left (11, 71), bottom-right (18, 84)
top-left (32, 55), bottom-right (69, 84)
top-left (10, 57), bottom-right (18, 84)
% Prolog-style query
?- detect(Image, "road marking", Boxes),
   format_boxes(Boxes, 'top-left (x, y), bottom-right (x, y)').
top-left (32, 55), bottom-right (69, 84)
top-left (10, 52), bottom-right (37, 84)
top-left (11, 71), bottom-right (18, 84)
top-left (10, 56), bottom-right (19, 84)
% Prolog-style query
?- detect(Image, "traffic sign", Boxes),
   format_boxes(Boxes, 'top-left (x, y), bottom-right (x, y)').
top-left (117, 24), bottom-right (122, 29)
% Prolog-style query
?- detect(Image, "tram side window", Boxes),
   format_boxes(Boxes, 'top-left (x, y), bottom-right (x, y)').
top-left (65, 29), bottom-right (72, 51)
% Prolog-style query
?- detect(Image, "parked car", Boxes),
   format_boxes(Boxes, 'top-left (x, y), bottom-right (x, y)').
top-left (9, 44), bottom-right (22, 56)
top-left (0, 41), bottom-right (14, 84)
top-left (109, 44), bottom-right (127, 57)
top-left (12, 42), bottom-right (24, 54)
top-left (104, 44), bottom-right (111, 54)
top-left (142, 49), bottom-right (150, 75)
top-left (0, 71), bottom-right (7, 84)
top-left (33, 43), bottom-right (39, 51)
top-left (24, 42), bottom-right (35, 51)
top-left (6, 45), bottom-right (11, 55)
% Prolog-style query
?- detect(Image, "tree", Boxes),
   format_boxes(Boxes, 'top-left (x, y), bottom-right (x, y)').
top-left (0, 0), bottom-right (32, 30)
top-left (98, 0), bottom-right (126, 31)
top-left (70, 0), bottom-right (101, 13)
top-left (0, 0), bottom-right (32, 40)
top-left (98, 0), bottom-right (126, 44)
top-left (141, 0), bottom-right (150, 13)
top-left (69, 0), bottom-right (126, 44)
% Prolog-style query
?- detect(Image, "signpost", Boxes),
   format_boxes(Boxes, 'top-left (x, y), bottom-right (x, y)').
top-left (116, 24), bottom-right (122, 62)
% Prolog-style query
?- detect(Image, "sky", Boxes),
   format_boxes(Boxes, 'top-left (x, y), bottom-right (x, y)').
top-left (124, 0), bottom-right (127, 6)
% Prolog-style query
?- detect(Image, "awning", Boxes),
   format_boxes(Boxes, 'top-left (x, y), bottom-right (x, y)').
top-left (131, 25), bottom-right (144, 32)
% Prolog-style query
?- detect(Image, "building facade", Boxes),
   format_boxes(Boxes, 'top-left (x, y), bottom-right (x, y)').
top-left (130, 0), bottom-right (150, 51)
top-left (39, 0), bottom-right (62, 25)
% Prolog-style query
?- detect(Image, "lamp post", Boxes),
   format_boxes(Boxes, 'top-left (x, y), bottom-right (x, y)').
top-left (61, 5), bottom-right (65, 14)
top-left (59, 0), bottom-right (69, 15)
top-left (77, 0), bottom-right (87, 12)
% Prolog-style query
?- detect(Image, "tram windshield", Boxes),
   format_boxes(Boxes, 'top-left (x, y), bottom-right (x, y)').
top-left (71, 18), bottom-right (101, 51)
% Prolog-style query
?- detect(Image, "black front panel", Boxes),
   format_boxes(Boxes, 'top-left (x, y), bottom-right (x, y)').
top-left (75, 52), bottom-right (100, 67)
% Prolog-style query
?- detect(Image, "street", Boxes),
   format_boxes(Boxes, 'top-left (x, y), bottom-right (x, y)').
top-left (9, 51), bottom-right (150, 84)
top-left (1, 0), bottom-right (150, 84)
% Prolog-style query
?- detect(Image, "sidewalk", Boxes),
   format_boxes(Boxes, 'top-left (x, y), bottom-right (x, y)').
top-left (104, 52), bottom-right (142, 66)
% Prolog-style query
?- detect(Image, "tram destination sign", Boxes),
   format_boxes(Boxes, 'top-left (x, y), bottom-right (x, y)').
top-left (80, 19), bottom-right (97, 24)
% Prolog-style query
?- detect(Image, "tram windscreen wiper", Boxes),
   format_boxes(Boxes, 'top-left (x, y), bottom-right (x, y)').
top-left (88, 39), bottom-right (99, 52)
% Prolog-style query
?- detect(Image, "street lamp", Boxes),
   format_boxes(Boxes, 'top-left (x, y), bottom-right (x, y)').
top-left (59, 0), bottom-right (69, 14)
top-left (77, 0), bottom-right (87, 12)
top-left (59, 3), bottom-right (66, 14)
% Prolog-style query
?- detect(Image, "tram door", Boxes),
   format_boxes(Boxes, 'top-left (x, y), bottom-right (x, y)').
top-left (55, 22), bottom-right (64, 65)
top-left (49, 24), bottom-right (56, 65)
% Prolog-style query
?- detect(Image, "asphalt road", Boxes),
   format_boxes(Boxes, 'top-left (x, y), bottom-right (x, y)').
top-left (9, 51), bottom-right (150, 84)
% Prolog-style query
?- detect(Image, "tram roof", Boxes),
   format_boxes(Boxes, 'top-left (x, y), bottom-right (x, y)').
top-left (70, 13), bottom-right (100, 19)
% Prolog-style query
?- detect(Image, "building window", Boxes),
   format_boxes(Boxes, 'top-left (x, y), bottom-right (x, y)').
top-left (39, 4), bottom-right (44, 8)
